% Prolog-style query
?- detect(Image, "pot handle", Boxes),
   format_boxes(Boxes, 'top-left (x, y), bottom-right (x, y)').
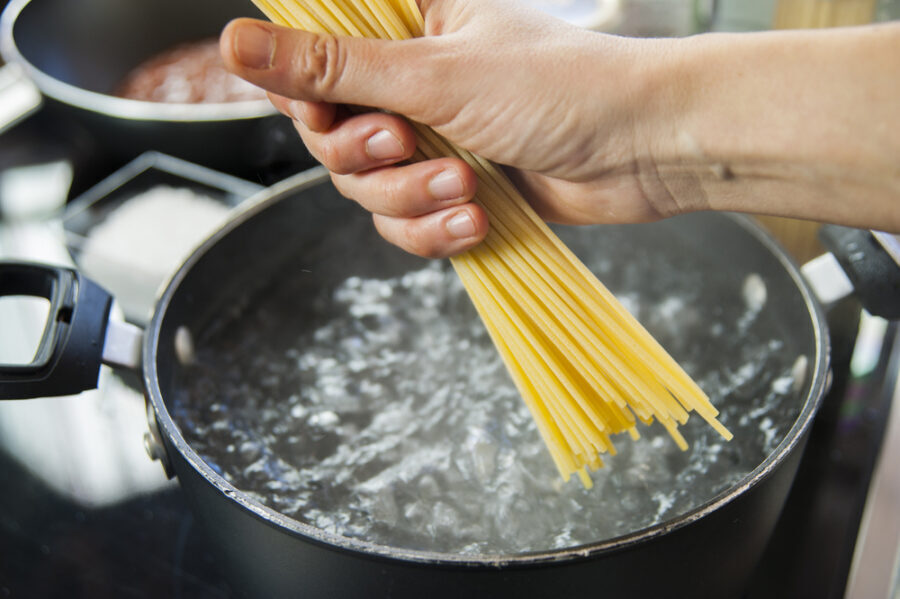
top-left (0, 261), bottom-right (113, 399)
top-left (816, 226), bottom-right (900, 320)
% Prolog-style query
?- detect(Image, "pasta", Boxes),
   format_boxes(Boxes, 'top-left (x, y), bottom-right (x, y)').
top-left (248, 0), bottom-right (732, 487)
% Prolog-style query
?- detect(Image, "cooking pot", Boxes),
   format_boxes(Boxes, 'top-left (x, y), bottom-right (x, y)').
top-left (1, 168), bottom-right (897, 598)
top-left (0, 0), bottom-right (312, 178)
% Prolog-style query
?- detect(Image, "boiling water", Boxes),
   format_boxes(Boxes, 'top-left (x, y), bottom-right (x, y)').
top-left (173, 230), bottom-right (806, 556)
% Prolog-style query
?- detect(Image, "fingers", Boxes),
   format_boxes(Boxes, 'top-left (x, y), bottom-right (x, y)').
top-left (332, 158), bottom-right (477, 217)
top-left (295, 110), bottom-right (418, 174)
top-left (220, 18), bottom-right (489, 257)
top-left (220, 18), bottom-right (440, 118)
top-left (271, 86), bottom-right (486, 257)
top-left (373, 203), bottom-right (489, 259)
top-left (269, 93), bottom-right (336, 133)
top-left (332, 158), bottom-right (487, 258)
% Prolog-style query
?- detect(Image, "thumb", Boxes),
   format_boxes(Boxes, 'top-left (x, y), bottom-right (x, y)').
top-left (220, 18), bottom-right (441, 119)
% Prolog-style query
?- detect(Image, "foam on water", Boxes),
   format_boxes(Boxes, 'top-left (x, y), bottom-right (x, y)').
top-left (173, 256), bottom-right (804, 556)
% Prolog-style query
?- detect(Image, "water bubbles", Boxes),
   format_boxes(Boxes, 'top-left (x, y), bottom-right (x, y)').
top-left (771, 374), bottom-right (794, 395)
top-left (309, 410), bottom-right (339, 428)
top-left (460, 428), bottom-right (499, 484)
top-left (176, 257), bottom-right (805, 556)
top-left (174, 325), bottom-right (196, 366)
top-left (742, 273), bottom-right (767, 311)
top-left (737, 273), bottom-right (768, 333)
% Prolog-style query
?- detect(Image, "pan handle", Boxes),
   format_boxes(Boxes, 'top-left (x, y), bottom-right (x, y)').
top-left (817, 226), bottom-right (900, 320)
top-left (0, 261), bottom-right (114, 399)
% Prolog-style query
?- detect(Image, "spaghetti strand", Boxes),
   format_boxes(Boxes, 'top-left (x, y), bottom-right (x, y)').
top-left (250, 0), bottom-right (732, 486)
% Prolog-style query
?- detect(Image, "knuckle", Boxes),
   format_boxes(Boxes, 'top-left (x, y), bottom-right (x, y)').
top-left (318, 138), bottom-right (353, 175)
top-left (380, 175), bottom-right (406, 216)
top-left (294, 34), bottom-right (346, 100)
top-left (317, 138), bottom-right (340, 172)
top-left (374, 215), bottom-right (443, 259)
top-left (402, 221), bottom-right (445, 259)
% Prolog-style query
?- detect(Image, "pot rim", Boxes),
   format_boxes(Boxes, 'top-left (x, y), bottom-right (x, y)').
top-left (146, 168), bottom-right (832, 567)
top-left (0, 0), bottom-right (277, 123)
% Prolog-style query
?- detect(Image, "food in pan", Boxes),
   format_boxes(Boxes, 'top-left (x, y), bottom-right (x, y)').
top-left (116, 38), bottom-right (267, 103)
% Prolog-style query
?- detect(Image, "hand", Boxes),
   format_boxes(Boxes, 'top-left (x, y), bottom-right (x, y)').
top-left (221, 6), bottom-right (900, 251)
top-left (219, 0), bottom-right (679, 257)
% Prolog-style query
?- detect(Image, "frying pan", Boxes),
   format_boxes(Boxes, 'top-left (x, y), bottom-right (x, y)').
top-left (0, 0), bottom-right (312, 178)
top-left (1, 167), bottom-right (895, 598)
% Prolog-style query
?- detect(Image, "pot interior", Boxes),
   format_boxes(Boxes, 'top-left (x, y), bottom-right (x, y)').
top-left (150, 173), bottom-right (826, 559)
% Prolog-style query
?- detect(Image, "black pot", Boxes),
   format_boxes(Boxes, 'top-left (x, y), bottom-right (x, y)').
top-left (3, 169), bottom-right (897, 598)
top-left (0, 0), bottom-right (312, 179)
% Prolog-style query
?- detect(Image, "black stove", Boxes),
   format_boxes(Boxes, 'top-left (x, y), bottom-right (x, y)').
top-left (1, 100), bottom-right (897, 599)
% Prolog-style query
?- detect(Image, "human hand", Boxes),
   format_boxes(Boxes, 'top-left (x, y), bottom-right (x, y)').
top-left (220, 0), bottom-right (682, 257)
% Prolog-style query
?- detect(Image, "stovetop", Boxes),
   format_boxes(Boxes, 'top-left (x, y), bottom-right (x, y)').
top-left (1, 101), bottom-right (898, 599)
top-left (0, 451), bottom-right (230, 598)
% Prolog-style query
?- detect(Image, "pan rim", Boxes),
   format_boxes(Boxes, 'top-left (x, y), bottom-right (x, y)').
top-left (145, 167), bottom-right (831, 567)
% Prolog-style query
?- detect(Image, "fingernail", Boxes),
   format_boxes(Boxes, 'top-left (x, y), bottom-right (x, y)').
top-left (428, 170), bottom-right (465, 202)
top-left (234, 24), bottom-right (275, 69)
top-left (446, 210), bottom-right (476, 239)
top-left (365, 130), bottom-right (405, 161)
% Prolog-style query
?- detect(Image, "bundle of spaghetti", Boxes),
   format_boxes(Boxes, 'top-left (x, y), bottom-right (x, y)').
top-left (773, 0), bottom-right (876, 29)
top-left (249, 0), bottom-right (732, 488)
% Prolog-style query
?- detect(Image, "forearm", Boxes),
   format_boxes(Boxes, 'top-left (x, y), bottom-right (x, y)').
top-left (644, 22), bottom-right (900, 231)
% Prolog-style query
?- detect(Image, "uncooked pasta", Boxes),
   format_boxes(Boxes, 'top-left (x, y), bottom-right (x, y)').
top-left (247, 0), bottom-right (732, 487)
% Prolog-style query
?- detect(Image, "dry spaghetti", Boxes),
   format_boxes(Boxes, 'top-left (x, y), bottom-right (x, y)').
top-left (247, 0), bottom-right (732, 487)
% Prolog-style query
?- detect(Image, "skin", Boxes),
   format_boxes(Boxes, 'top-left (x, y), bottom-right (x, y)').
top-left (219, 0), bottom-right (900, 258)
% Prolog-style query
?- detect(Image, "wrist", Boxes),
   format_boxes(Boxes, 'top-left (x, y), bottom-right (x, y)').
top-left (633, 30), bottom-right (822, 218)
top-left (640, 25), bottom-right (900, 230)
top-left (605, 35), bottom-right (711, 219)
